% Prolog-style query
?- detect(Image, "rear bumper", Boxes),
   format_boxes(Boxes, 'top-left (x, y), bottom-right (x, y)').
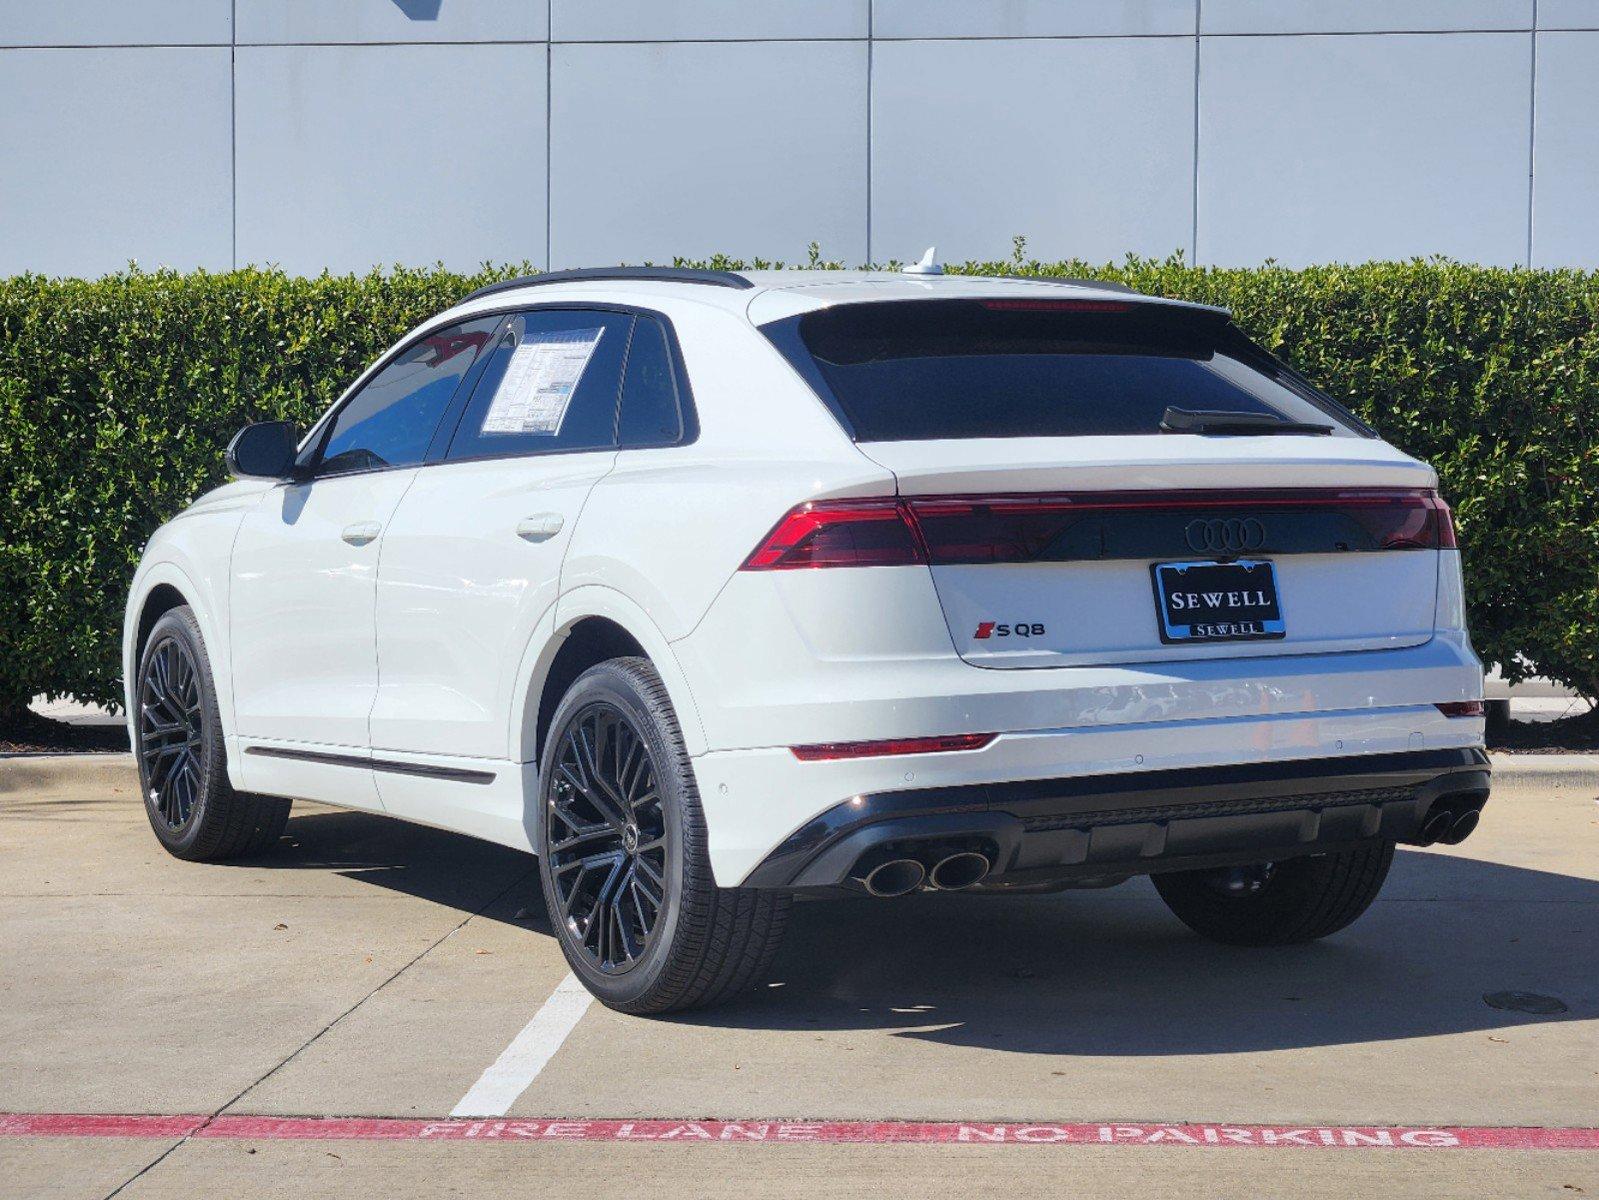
top-left (741, 747), bottom-right (1490, 892)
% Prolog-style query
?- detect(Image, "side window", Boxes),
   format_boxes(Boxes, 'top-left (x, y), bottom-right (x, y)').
top-left (316, 318), bottom-right (499, 476)
top-left (445, 309), bottom-right (632, 462)
top-left (618, 316), bottom-right (685, 447)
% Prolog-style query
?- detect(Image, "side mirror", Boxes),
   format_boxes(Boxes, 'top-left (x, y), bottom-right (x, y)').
top-left (226, 421), bottom-right (299, 480)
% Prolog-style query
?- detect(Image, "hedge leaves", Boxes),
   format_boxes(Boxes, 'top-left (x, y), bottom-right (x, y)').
top-left (0, 258), bottom-right (1594, 713)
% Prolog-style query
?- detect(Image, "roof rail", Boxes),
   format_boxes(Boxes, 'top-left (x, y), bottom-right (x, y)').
top-left (460, 266), bottom-right (753, 304)
top-left (998, 274), bottom-right (1138, 295)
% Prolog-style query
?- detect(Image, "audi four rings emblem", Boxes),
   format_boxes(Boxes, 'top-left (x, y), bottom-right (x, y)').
top-left (1185, 517), bottom-right (1266, 554)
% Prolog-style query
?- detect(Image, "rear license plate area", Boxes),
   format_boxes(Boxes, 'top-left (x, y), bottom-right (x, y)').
top-left (1152, 560), bottom-right (1285, 644)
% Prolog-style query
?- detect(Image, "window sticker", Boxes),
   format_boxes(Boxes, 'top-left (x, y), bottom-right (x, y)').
top-left (480, 327), bottom-right (605, 436)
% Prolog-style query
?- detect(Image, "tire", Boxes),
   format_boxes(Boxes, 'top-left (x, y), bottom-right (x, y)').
top-left (135, 605), bottom-right (290, 861)
top-left (1152, 840), bottom-right (1395, 946)
top-left (536, 657), bottom-right (790, 1014)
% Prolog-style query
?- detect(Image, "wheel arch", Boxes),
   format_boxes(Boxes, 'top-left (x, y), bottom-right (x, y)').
top-left (512, 586), bottom-right (708, 768)
top-left (123, 560), bottom-right (235, 758)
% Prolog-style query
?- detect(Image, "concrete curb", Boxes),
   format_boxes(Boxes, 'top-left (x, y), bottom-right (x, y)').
top-left (4, 751), bottom-right (1598, 796)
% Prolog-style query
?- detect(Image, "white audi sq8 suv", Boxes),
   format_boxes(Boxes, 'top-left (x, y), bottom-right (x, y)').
top-left (124, 264), bottom-right (1489, 1012)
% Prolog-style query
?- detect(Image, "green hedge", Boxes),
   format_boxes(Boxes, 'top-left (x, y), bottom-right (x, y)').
top-left (2, 255), bottom-right (1596, 715)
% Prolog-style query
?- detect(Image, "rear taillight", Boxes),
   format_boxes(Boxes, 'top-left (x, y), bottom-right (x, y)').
top-left (742, 488), bottom-right (1457, 570)
top-left (790, 733), bottom-right (996, 761)
top-left (742, 499), bottom-right (922, 570)
top-left (1436, 700), bottom-right (1486, 718)
top-left (1341, 490), bottom-right (1456, 550)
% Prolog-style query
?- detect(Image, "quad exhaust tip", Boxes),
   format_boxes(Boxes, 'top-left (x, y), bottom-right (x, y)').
top-left (928, 851), bottom-right (991, 891)
top-left (861, 858), bottom-right (926, 898)
top-left (1438, 808), bottom-right (1480, 845)
top-left (1415, 800), bottom-right (1484, 847)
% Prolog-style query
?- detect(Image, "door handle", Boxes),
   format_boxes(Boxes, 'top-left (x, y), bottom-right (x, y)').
top-left (341, 521), bottom-right (382, 546)
top-left (516, 513), bottom-right (565, 542)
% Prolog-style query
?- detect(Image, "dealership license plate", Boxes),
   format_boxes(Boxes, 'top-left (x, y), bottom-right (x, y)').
top-left (1152, 559), bottom-right (1285, 644)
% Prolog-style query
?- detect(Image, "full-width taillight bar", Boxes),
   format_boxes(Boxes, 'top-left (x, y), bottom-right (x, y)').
top-left (742, 488), bottom-right (1456, 570)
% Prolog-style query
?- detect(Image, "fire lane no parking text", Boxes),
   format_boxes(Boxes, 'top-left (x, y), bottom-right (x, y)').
top-left (5, 1114), bottom-right (1599, 1150)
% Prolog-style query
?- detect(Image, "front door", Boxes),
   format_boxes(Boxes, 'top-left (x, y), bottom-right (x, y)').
top-left (228, 316), bottom-right (498, 800)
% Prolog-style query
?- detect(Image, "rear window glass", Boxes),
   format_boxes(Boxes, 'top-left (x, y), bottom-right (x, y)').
top-left (762, 299), bottom-right (1364, 442)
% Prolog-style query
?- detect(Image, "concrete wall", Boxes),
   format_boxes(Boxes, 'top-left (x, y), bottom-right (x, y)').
top-left (2, 0), bottom-right (1596, 276)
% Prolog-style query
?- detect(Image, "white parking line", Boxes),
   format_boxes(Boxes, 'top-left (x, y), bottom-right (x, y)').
top-left (451, 972), bottom-right (595, 1117)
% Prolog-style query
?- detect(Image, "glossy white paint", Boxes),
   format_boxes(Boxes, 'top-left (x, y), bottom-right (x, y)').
top-left (125, 272), bottom-right (1485, 887)
top-left (696, 694), bottom-right (1485, 886)
top-left (230, 468), bottom-right (418, 749)
top-left (371, 449), bottom-right (618, 760)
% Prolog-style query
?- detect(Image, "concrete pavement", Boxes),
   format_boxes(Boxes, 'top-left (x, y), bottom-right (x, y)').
top-left (2, 754), bottom-right (1596, 1197)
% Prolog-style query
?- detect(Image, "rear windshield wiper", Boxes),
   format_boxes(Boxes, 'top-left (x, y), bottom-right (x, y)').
top-left (1160, 407), bottom-right (1334, 436)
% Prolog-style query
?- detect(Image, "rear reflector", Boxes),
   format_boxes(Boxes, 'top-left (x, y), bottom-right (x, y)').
top-left (1436, 701), bottom-right (1486, 718)
top-left (743, 488), bottom-right (1457, 570)
top-left (790, 733), bottom-right (996, 761)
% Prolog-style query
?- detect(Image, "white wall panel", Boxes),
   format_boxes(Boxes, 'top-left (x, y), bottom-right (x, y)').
top-left (551, 0), bottom-right (866, 42)
top-left (235, 44), bottom-right (546, 274)
top-left (872, 37), bottom-right (1195, 264)
top-left (236, 0), bottom-right (545, 45)
top-left (549, 41), bottom-right (867, 266)
top-left (873, 0), bottom-right (1194, 39)
top-left (1531, 32), bottom-right (1599, 265)
top-left (1538, 0), bottom-right (1599, 28)
top-left (0, 0), bottom-right (230, 46)
top-left (1201, 1), bottom-right (1531, 34)
top-left (1199, 33), bottom-right (1530, 266)
top-left (0, 48), bottom-right (231, 275)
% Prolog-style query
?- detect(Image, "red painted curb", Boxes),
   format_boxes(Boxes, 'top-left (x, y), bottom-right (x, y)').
top-left (4, 1114), bottom-right (1599, 1149)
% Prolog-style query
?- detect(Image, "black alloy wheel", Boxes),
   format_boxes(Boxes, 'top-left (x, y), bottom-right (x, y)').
top-left (535, 657), bottom-right (791, 1013)
top-left (545, 702), bottom-right (667, 973)
top-left (134, 605), bottom-right (291, 861)
top-left (139, 633), bottom-right (206, 831)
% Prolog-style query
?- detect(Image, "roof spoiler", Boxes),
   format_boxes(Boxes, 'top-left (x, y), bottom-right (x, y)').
top-left (460, 266), bottom-right (753, 304)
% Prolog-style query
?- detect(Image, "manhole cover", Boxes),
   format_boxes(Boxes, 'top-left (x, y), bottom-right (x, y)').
top-left (1482, 990), bottom-right (1568, 1015)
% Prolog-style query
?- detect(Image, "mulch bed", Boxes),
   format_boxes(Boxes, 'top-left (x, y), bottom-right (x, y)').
top-left (1487, 706), bottom-right (1599, 753)
top-left (0, 709), bottom-right (128, 755)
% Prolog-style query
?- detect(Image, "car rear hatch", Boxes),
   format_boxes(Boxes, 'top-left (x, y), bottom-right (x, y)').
top-left (758, 293), bottom-right (1449, 669)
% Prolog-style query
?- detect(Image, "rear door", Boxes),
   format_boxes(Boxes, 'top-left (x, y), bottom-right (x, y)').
top-left (763, 297), bottom-right (1446, 669)
top-left (370, 307), bottom-right (633, 768)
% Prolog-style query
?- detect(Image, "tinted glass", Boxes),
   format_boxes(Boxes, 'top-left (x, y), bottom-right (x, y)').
top-left (446, 309), bottom-right (631, 461)
top-left (618, 316), bottom-right (683, 447)
top-left (317, 318), bottom-right (498, 475)
top-left (767, 300), bottom-right (1360, 442)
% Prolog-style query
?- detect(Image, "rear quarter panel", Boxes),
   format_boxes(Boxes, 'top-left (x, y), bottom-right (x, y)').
top-left (560, 301), bottom-right (894, 644)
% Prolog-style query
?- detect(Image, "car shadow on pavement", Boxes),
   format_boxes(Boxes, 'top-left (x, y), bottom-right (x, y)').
top-left (271, 807), bottom-right (1592, 1057)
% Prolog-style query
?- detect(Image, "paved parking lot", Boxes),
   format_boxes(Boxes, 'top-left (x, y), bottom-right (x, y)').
top-left (3, 755), bottom-right (1597, 1198)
